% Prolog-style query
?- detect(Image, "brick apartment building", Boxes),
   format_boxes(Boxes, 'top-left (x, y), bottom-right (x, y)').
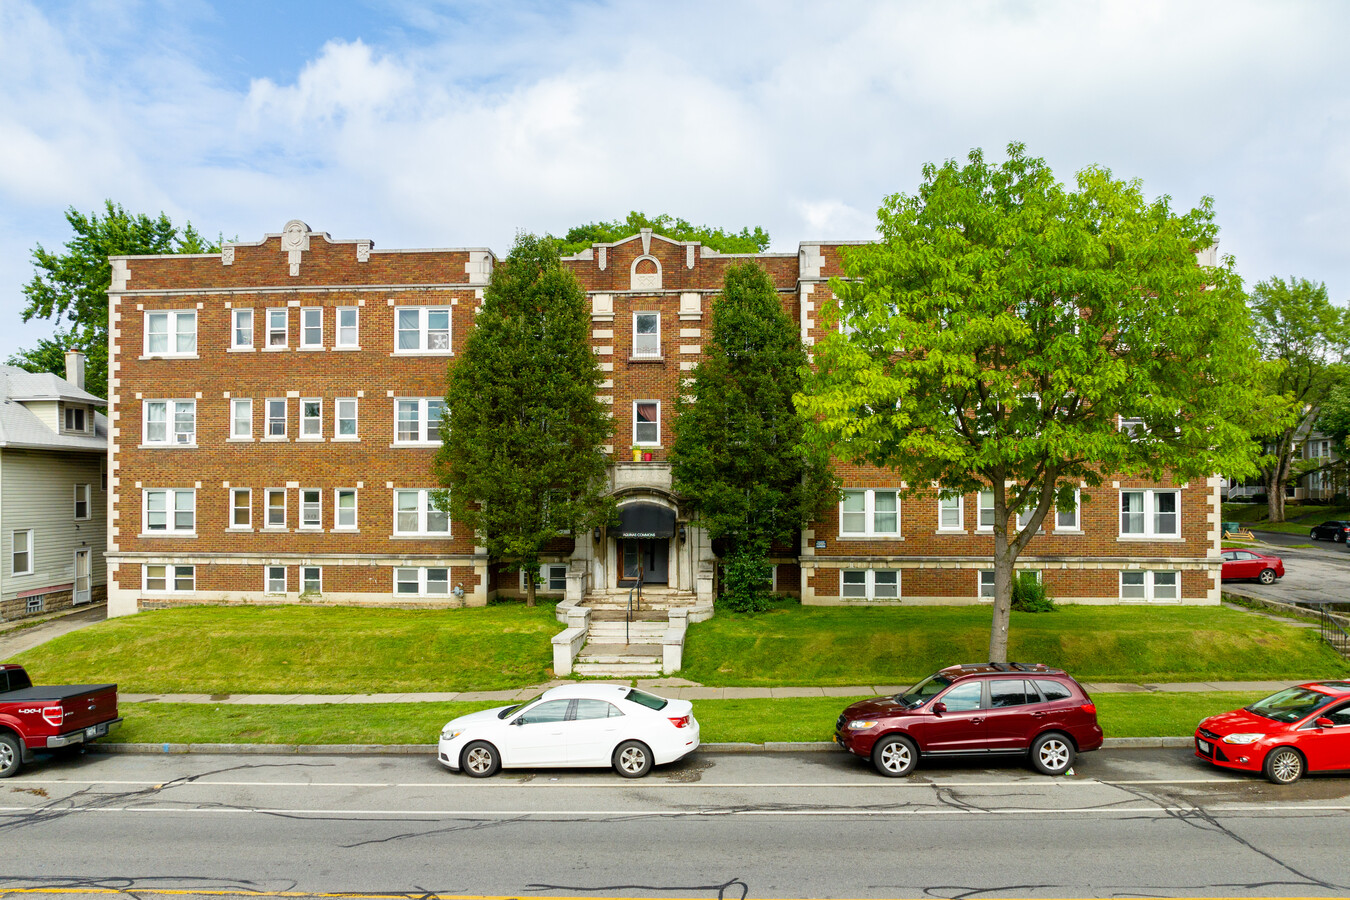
top-left (104, 221), bottom-right (1222, 617)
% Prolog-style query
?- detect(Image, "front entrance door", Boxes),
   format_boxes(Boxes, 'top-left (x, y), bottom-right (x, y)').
top-left (73, 549), bottom-right (91, 605)
top-left (619, 538), bottom-right (669, 585)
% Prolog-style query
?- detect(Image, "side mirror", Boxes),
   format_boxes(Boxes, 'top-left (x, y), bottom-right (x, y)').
top-left (932, 702), bottom-right (947, 715)
top-left (512, 717), bottom-right (527, 726)
top-left (1315, 717), bottom-right (1334, 729)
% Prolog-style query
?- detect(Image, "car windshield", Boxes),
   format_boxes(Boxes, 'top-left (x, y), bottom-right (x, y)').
top-left (1246, 687), bottom-right (1338, 723)
top-left (497, 692), bottom-right (547, 719)
top-left (625, 688), bottom-right (668, 711)
top-left (897, 673), bottom-right (953, 708)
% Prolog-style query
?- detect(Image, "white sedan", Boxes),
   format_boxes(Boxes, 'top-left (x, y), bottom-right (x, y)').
top-left (437, 684), bottom-right (700, 778)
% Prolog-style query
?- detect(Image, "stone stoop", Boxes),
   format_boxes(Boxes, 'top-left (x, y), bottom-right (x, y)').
top-left (571, 588), bottom-right (703, 678)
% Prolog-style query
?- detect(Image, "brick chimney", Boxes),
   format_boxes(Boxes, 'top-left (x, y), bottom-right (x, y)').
top-left (65, 349), bottom-right (85, 391)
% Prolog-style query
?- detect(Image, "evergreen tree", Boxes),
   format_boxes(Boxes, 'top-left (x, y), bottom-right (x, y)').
top-left (671, 262), bottom-right (836, 611)
top-left (18, 201), bottom-right (216, 399)
top-left (434, 234), bottom-right (615, 606)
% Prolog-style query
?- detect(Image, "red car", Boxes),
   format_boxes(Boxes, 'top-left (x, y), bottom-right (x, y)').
top-left (1220, 549), bottom-right (1284, 584)
top-left (1196, 682), bottom-right (1350, 784)
top-left (1, 664), bottom-right (121, 778)
top-left (835, 663), bottom-right (1103, 777)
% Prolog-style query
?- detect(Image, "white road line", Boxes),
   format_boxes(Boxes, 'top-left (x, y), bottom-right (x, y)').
top-left (9, 778), bottom-right (1239, 788)
top-left (1, 804), bottom-right (1346, 817)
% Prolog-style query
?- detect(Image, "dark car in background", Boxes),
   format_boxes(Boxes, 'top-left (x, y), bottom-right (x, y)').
top-left (1220, 549), bottom-right (1285, 584)
top-left (1309, 521), bottom-right (1350, 543)
top-left (834, 662), bottom-right (1103, 778)
top-left (1196, 681), bottom-right (1350, 784)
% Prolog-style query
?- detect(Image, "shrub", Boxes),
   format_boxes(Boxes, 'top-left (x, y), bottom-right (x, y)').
top-left (1011, 577), bottom-right (1057, 613)
top-left (719, 546), bottom-right (774, 613)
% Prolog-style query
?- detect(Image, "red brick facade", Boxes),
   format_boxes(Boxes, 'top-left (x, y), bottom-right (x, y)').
top-left (105, 223), bottom-right (1221, 616)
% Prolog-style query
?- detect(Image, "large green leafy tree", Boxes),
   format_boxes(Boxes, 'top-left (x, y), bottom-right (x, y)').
top-left (670, 262), bottom-right (835, 611)
top-left (13, 201), bottom-right (216, 399)
top-left (1247, 277), bottom-right (1350, 520)
top-left (558, 211), bottom-right (769, 256)
top-left (434, 234), bottom-right (615, 606)
top-left (798, 143), bottom-right (1271, 661)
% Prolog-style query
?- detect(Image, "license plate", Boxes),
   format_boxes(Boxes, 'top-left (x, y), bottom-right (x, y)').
top-left (85, 724), bottom-right (106, 739)
top-left (1197, 739), bottom-right (1210, 753)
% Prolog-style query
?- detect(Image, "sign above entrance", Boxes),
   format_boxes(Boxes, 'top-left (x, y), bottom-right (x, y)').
top-left (617, 503), bottom-right (676, 538)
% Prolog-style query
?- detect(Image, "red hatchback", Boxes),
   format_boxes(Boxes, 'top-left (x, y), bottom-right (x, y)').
top-left (1220, 549), bottom-right (1285, 585)
top-left (1195, 681), bottom-right (1350, 784)
top-left (835, 663), bottom-right (1103, 777)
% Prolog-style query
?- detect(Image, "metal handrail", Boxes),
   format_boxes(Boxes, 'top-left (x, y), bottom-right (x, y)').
top-left (1320, 607), bottom-right (1350, 658)
top-left (626, 571), bottom-right (643, 645)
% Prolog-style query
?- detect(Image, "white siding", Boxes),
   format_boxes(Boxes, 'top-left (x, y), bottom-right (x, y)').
top-left (23, 400), bottom-right (60, 433)
top-left (0, 449), bottom-right (107, 601)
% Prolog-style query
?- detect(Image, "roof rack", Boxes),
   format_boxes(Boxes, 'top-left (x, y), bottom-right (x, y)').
top-left (987, 661), bottom-right (1046, 672)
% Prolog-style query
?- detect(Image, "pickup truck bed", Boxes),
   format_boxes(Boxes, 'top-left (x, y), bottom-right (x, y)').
top-left (3, 684), bottom-right (118, 702)
top-left (1, 664), bottom-right (121, 777)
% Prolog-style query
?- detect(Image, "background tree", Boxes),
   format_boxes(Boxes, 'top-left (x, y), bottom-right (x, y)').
top-left (434, 234), bottom-right (615, 606)
top-left (1314, 371), bottom-right (1350, 498)
top-left (557, 211), bottom-right (769, 256)
top-left (798, 143), bottom-right (1272, 662)
top-left (670, 262), bottom-right (835, 611)
top-left (1247, 277), bottom-right (1350, 520)
top-left (16, 201), bottom-right (216, 399)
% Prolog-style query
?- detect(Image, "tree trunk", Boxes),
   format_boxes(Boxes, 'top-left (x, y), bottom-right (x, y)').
top-left (987, 523), bottom-right (1014, 664)
top-left (526, 575), bottom-right (536, 608)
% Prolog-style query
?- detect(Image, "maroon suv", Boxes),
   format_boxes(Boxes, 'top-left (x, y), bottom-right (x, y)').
top-left (835, 662), bottom-right (1103, 777)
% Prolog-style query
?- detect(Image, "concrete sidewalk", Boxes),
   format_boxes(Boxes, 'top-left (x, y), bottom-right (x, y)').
top-left (121, 679), bottom-right (1305, 705)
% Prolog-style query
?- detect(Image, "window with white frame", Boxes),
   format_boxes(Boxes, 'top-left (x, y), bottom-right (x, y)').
top-left (1118, 415), bottom-right (1146, 435)
top-left (395, 307), bottom-right (451, 352)
top-left (520, 564), bottom-right (568, 592)
top-left (232, 309), bottom-right (253, 349)
top-left (840, 489), bottom-right (900, 537)
top-left (938, 493), bottom-right (963, 531)
top-left (144, 489), bottom-right (195, 534)
top-left (301, 566), bottom-right (322, 594)
top-left (265, 399), bottom-right (286, 438)
top-left (395, 398), bottom-right (445, 444)
top-left (300, 307), bottom-right (323, 348)
top-left (335, 398), bottom-right (358, 439)
top-left (1055, 489), bottom-right (1081, 530)
top-left (1120, 489), bottom-right (1179, 538)
top-left (633, 312), bottom-right (660, 357)
top-left (231, 399), bottom-right (252, 440)
top-left (144, 564), bottom-right (194, 593)
top-left (299, 399), bottom-right (322, 439)
top-left (633, 400), bottom-right (660, 446)
top-left (12, 530), bottom-right (32, 575)
top-left (265, 565), bottom-right (287, 594)
top-left (143, 400), bottom-right (195, 445)
top-left (334, 489), bottom-right (357, 529)
top-left (1015, 503), bottom-right (1039, 531)
top-left (144, 310), bottom-right (197, 356)
top-left (266, 308), bottom-right (288, 348)
top-left (394, 566), bottom-right (450, 596)
top-left (1121, 570), bottom-right (1180, 602)
top-left (265, 488), bottom-right (286, 528)
top-left (336, 307), bottom-right (359, 348)
top-left (841, 569), bottom-right (899, 600)
top-left (230, 488), bottom-right (251, 529)
top-left (979, 570), bottom-right (995, 600)
top-left (300, 489), bottom-right (322, 529)
top-left (74, 484), bottom-right (91, 520)
top-left (978, 490), bottom-right (995, 530)
top-left (394, 489), bottom-right (450, 535)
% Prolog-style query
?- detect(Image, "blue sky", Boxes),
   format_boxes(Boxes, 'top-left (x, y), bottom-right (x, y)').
top-left (1, 0), bottom-right (1348, 360)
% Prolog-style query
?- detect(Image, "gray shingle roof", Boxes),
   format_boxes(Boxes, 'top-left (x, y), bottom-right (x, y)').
top-left (0, 366), bottom-right (106, 452)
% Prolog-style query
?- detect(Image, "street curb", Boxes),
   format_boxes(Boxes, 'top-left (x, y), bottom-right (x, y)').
top-left (86, 736), bottom-right (1194, 756)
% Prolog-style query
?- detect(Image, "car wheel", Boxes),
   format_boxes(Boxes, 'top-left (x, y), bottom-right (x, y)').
top-left (1258, 568), bottom-right (1277, 585)
top-left (1030, 732), bottom-right (1075, 776)
top-left (871, 734), bottom-right (918, 777)
top-left (1263, 747), bottom-right (1305, 785)
top-left (0, 733), bottom-right (22, 779)
top-left (1309, 529), bottom-right (1318, 540)
top-left (460, 741), bottom-right (500, 778)
top-left (613, 740), bottom-right (653, 778)
top-left (1336, 533), bottom-right (1345, 543)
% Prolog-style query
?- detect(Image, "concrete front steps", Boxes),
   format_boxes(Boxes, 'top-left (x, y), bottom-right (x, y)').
top-left (556, 588), bottom-right (710, 678)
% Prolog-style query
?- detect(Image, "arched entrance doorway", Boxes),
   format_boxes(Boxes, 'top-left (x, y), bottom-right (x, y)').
top-left (615, 501), bottom-right (676, 586)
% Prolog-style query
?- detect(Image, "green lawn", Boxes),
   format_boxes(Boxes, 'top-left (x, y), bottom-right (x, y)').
top-left (109, 691), bottom-right (1270, 745)
top-left (1222, 502), bottom-right (1350, 536)
top-left (8, 604), bottom-right (564, 694)
top-left (679, 603), bottom-right (1350, 686)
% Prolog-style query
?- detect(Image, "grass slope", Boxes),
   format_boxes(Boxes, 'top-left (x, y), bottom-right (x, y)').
top-left (679, 604), bottom-right (1350, 686)
top-left (9, 604), bottom-right (563, 694)
top-left (1222, 502), bottom-right (1350, 535)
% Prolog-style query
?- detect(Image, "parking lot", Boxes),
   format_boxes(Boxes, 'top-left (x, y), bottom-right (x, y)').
top-left (1225, 534), bottom-right (1350, 608)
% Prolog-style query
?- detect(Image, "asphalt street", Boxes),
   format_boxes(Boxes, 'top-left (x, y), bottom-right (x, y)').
top-left (1224, 536), bottom-right (1350, 607)
top-left (2, 748), bottom-right (1349, 899)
